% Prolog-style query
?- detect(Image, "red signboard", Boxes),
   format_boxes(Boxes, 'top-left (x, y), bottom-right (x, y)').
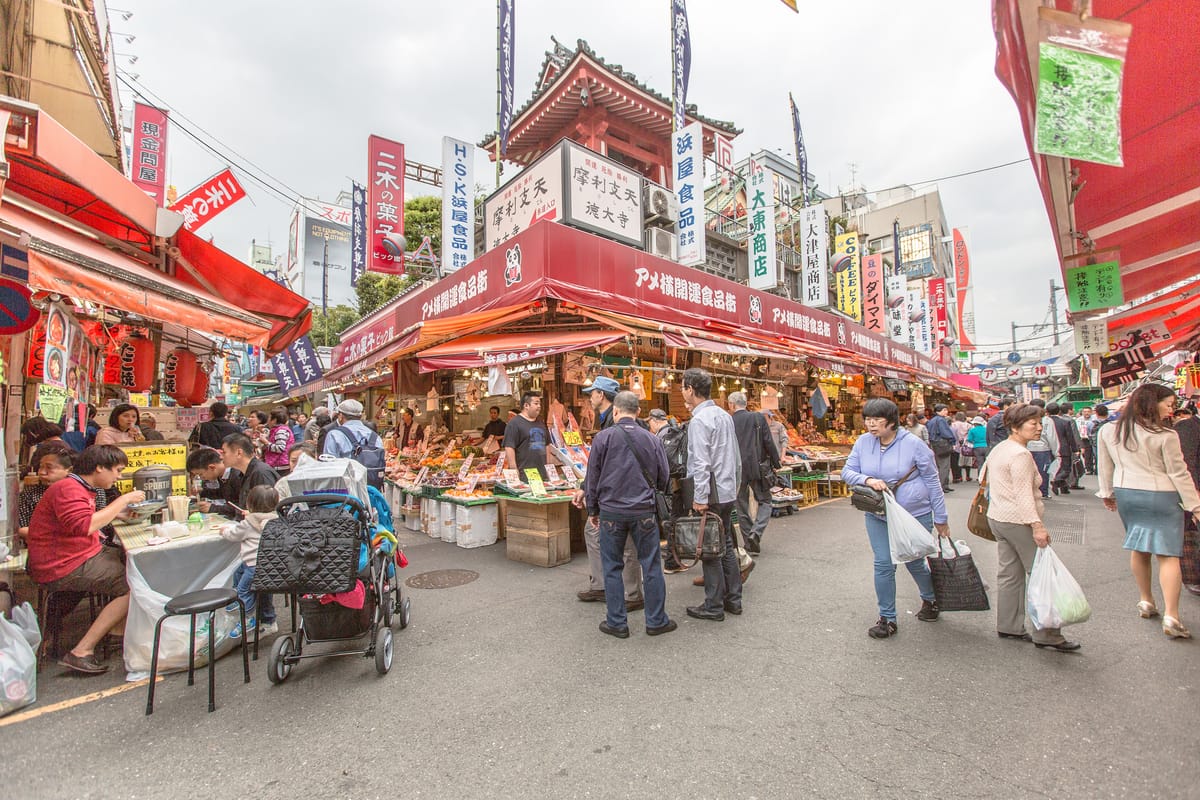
top-left (928, 277), bottom-right (948, 360)
top-left (861, 254), bottom-right (886, 335)
top-left (169, 169), bottom-right (246, 231)
top-left (131, 103), bottom-right (169, 206)
top-left (368, 135), bottom-right (405, 276)
top-left (952, 228), bottom-right (974, 350)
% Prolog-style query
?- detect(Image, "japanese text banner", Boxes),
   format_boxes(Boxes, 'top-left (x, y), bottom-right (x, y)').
top-left (169, 169), bottom-right (245, 232)
top-left (131, 103), bottom-right (169, 207)
top-left (672, 122), bottom-right (705, 267)
top-left (368, 135), bottom-right (405, 275)
top-left (441, 137), bottom-right (476, 273)
top-left (861, 254), bottom-right (885, 334)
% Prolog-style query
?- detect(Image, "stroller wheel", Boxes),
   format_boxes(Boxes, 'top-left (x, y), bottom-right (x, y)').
top-left (399, 596), bottom-right (412, 630)
top-left (374, 628), bottom-right (393, 675)
top-left (268, 635), bottom-right (295, 685)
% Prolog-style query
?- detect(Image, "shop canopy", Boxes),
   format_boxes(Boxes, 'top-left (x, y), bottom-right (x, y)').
top-left (993, 1), bottom-right (1200, 310)
top-left (416, 329), bottom-right (627, 372)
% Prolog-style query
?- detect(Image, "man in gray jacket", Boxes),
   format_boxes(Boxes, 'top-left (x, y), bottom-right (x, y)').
top-left (681, 368), bottom-right (742, 621)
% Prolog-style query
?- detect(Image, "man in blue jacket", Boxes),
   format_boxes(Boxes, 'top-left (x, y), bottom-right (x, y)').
top-left (925, 404), bottom-right (957, 492)
top-left (575, 391), bottom-right (675, 638)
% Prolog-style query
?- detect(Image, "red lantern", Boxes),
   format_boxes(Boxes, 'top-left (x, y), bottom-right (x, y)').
top-left (163, 348), bottom-right (199, 404)
top-left (119, 336), bottom-right (155, 392)
top-left (184, 366), bottom-right (209, 407)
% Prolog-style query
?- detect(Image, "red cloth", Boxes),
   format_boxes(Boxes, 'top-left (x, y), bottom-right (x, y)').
top-left (317, 580), bottom-right (366, 610)
top-left (26, 477), bottom-right (100, 584)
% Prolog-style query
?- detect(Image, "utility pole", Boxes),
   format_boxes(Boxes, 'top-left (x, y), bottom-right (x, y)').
top-left (321, 235), bottom-right (329, 348)
top-left (1012, 321), bottom-right (1018, 354)
top-left (1049, 279), bottom-right (1061, 345)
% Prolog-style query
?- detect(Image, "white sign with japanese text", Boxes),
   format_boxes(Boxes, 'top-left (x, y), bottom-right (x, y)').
top-left (800, 205), bottom-right (828, 307)
top-left (484, 148), bottom-right (562, 252)
top-left (672, 121), bottom-right (706, 267)
top-left (563, 142), bottom-right (643, 247)
top-left (745, 158), bottom-right (777, 291)
top-left (441, 137), bottom-right (476, 273)
top-left (1074, 319), bottom-right (1108, 354)
top-left (886, 275), bottom-right (909, 345)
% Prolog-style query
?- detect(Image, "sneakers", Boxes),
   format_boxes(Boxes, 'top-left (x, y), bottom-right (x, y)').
top-left (917, 600), bottom-right (940, 621)
top-left (868, 617), bottom-right (897, 639)
top-left (662, 562), bottom-right (686, 574)
top-left (229, 616), bottom-right (256, 640)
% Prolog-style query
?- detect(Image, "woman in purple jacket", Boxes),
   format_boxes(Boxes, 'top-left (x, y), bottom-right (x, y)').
top-left (843, 398), bottom-right (951, 639)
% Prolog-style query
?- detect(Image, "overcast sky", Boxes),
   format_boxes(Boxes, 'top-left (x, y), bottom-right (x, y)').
top-left (114, 0), bottom-right (1063, 352)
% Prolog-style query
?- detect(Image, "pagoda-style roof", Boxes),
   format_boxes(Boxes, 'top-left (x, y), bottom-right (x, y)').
top-left (480, 38), bottom-right (742, 166)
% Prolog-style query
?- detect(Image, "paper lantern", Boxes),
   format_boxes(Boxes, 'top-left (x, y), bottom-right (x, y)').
top-left (119, 336), bottom-right (155, 392)
top-left (183, 366), bottom-right (209, 407)
top-left (163, 348), bottom-right (199, 403)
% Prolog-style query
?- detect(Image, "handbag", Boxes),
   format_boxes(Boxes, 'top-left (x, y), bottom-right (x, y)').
top-left (253, 502), bottom-right (362, 594)
top-left (671, 511), bottom-right (725, 565)
top-left (849, 465), bottom-right (919, 515)
top-left (966, 465), bottom-right (996, 542)
top-left (927, 538), bottom-right (990, 611)
top-left (615, 424), bottom-right (671, 524)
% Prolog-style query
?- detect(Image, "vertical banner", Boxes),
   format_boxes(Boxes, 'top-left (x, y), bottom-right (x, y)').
top-left (351, 181), bottom-right (367, 287)
top-left (498, 0), bottom-right (516, 155)
top-left (892, 220), bottom-right (902, 275)
top-left (42, 303), bottom-right (71, 389)
top-left (368, 135), bottom-right (406, 275)
top-left (928, 277), bottom-right (949, 353)
top-left (714, 133), bottom-right (733, 172)
top-left (800, 205), bottom-right (828, 307)
top-left (287, 335), bottom-right (324, 387)
top-left (1074, 319), bottom-right (1108, 354)
top-left (270, 350), bottom-right (300, 397)
top-left (886, 275), bottom-right (909, 344)
top-left (834, 232), bottom-right (862, 322)
top-left (746, 158), bottom-right (776, 291)
top-left (861, 254), bottom-right (885, 334)
top-left (131, 102), bottom-right (169, 206)
top-left (788, 92), bottom-right (808, 204)
top-left (672, 121), bottom-right (705, 267)
top-left (441, 137), bottom-right (476, 274)
top-left (671, 0), bottom-right (691, 131)
top-left (168, 168), bottom-right (246, 231)
top-left (907, 289), bottom-right (933, 354)
top-left (952, 227), bottom-right (975, 349)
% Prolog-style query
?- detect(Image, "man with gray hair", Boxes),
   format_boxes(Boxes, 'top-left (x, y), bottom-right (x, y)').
top-left (305, 406), bottom-right (330, 443)
top-left (575, 391), bottom-right (675, 638)
top-left (728, 391), bottom-right (780, 554)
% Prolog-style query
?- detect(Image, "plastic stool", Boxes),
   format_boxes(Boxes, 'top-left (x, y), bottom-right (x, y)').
top-left (146, 588), bottom-right (251, 715)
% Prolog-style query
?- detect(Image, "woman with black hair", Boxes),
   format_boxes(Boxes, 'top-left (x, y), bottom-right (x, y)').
top-left (94, 403), bottom-right (144, 445)
top-left (1098, 384), bottom-right (1200, 639)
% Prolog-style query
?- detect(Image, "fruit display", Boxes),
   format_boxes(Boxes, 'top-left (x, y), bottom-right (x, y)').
top-left (444, 489), bottom-right (494, 500)
top-left (770, 486), bottom-right (804, 502)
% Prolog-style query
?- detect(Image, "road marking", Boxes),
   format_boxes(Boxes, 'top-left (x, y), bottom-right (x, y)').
top-left (0, 677), bottom-right (159, 728)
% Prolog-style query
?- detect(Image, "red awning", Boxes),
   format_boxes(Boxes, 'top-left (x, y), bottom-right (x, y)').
top-left (993, 1), bottom-right (1200, 308)
top-left (416, 329), bottom-right (627, 372)
top-left (173, 231), bottom-right (312, 354)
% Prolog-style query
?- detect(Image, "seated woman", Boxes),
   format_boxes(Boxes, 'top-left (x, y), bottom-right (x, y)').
top-left (17, 445), bottom-right (75, 540)
top-left (94, 403), bottom-right (145, 445)
top-left (26, 445), bottom-right (146, 675)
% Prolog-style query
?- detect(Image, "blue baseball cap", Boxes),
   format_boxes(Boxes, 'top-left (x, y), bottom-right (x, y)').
top-left (581, 375), bottom-right (620, 397)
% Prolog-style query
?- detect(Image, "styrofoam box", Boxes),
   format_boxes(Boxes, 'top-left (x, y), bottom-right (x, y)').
top-left (439, 500), bottom-right (457, 544)
top-left (455, 503), bottom-right (499, 548)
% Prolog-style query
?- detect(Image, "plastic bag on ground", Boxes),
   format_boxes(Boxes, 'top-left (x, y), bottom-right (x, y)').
top-left (883, 491), bottom-right (938, 564)
top-left (10, 602), bottom-right (43, 650)
top-left (1027, 545), bottom-right (1091, 630)
top-left (0, 608), bottom-right (38, 716)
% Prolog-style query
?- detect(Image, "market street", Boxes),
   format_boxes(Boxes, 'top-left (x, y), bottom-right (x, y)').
top-left (3, 483), bottom-right (1196, 800)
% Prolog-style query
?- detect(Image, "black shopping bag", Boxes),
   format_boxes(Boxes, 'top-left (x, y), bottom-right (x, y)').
top-left (928, 539), bottom-right (990, 612)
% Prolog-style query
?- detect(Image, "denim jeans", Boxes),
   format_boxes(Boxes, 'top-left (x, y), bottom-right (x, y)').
top-left (701, 501), bottom-right (742, 613)
top-left (863, 511), bottom-right (936, 621)
top-left (232, 563), bottom-right (275, 623)
top-left (1031, 451), bottom-right (1053, 497)
top-left (599, 515), bottom-right (670, 630)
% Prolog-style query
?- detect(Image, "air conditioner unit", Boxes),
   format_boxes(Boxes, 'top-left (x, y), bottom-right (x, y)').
top-left (644, 226), bottom-right (677, 260)
top-left (643, 183), bottom-right (678, 224)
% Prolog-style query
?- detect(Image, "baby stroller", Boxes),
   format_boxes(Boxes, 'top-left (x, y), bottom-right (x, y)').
top-left (253, 457), bottom-right (410, 682)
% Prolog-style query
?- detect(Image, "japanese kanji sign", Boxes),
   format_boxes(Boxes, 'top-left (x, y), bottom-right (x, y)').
top-left (441, 137), bottom-right (476, 273)
top-left (861, 254), bottom-right (885, 334)
top-left (745, 158), bottom-right (776, 291)
top-left (800, 205), bottom-right (828, 307)
top-left (131, 103), bottom-right (169, 206)
top-left (1035, 42), bottom-right (1125, 167)
top-left (351, 182), bottom-right (367, 286)
top-left (1065, 260), bottom-right (1123, 312)
top-left (287, 334), bottom-right (324, 386)
top-left (498, 0), bottom-right (515, 155)
top-left (168, 169), bottom-right (245, 231)
top-left (367, 135), bottom-right (405, 275)
top-left (672, 121), bottom-right (705, 267)
top-left (952, 228), bottom-right (976, 349)
top-left (483, 145), bottom-right (562, 252)
top-left (671, 0), bottom-right (691, 131)
top-left (885, 275), bottom-right (909, 345)
top-left (1073, 319), bottom-right (1108, 354)
top-left (563, 141), bottom-right (643, 247)
top-left (928, 277), bottom-right (948, 351)
top-left (834, 232), bottom-right (861, 322)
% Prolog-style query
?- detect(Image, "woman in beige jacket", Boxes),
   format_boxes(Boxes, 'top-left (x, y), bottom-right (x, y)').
top-left (1097, 384), bottom-right (1200, 639)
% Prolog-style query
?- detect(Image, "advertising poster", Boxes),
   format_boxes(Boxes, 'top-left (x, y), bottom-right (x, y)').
top-left (42, 303), bottom-right (70, 389)
top-left (952, 228), bottom-right (976, 350)
top-left (834, 232), bottom-right (862, 322)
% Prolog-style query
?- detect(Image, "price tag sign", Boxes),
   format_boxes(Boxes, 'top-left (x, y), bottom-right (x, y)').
top-left (502, 468), bottom-right (522, 486)
top-left (544, 464), bottom-right (560, 482)
top-left (465, 473), bottom-right (481, 492)
top-left (525, 468), bottom-right (547, 496)
top-left (414, 466), bottom-right (430, 486)
top-left (457, 454), bottom-right (474, 481)
top-left (563, 430), bottom-right (583, 446)
top-left (493, 453), bottom-right (507, 477)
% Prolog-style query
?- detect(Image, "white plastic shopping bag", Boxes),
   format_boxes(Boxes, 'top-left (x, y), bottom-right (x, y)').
top-left (883, 491), bottom-right (938, 564)
top-left (936, 538), bottom-right (973, 559)
top-left (10, 602), bottom-right (43, 650)
top-left (0, 606), bottom-right (39, 716)
top-left (1027, 545), bottom-right (1091, 630)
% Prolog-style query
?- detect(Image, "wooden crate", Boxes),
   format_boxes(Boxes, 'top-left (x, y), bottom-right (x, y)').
top-left (504, 500), bottom-right (569, 532)
top-left (506, 527), bottom-right (571, 567)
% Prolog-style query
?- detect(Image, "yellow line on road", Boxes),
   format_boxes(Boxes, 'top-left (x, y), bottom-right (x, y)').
top-left (0, 677), bottom-right (159, 728)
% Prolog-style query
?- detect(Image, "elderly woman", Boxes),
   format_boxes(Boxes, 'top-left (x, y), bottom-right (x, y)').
top-left (842, 398), bottom-right (948, 639)
top-left (1097, 384), bottom-right (1200, 639)
top-left (985, 403), bottom-right (1080, 651)
top-left (903, 412), bottom-right (930, 446)
top-left (93, 403), bottom-right (145, 445)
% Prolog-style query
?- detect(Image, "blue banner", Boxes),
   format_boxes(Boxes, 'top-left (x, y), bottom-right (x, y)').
top-left (498, 0), bottom-right (516, 155)
top-left (672, 0), bottom-right (691, 131)
top-left (351, 181), bottom-right (367, 287)
top-left (270, 350), bottom-right (300, 397)
top-left (288, 335), bottom-right (324, 386)
top-left (789, 93), bottom-right (808, 205)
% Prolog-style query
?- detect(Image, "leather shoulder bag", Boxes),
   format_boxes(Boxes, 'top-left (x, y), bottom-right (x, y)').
top-left (966, 464), bottom-right (996, 541)
top-left (615, 424), bottom-right (672, 524)
top-left (850, 465), bottom-right (919, 515)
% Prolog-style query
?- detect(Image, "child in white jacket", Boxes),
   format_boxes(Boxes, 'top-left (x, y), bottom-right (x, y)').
top-left (220, 485), bottom-right (279, 639)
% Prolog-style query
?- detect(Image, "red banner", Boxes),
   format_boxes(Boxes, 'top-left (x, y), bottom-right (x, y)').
top-left (131, 103), bottom-right (169, 206)
top-left (169, 169), bottom-right (246, 231)
top-left (928, 277), bottom-right (949, 358)
top-left (368, 135), bottom-right (405, 275)
top-left (861, 254), bottom-right (886, 335)
top-left (952, 228), bottom-right (974, 349)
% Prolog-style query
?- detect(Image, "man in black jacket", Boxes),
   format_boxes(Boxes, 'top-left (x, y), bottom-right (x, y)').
top-left (729, 391), bottom-right (780, 554)
top-left (1048, 403), bottom-right (1081, 495)
top-left (986, 398), bottom-right (1015, 450)
top-left (190, 402), bottom-right (242, 449)
top-left (574, 391), bottom-right (675, 638)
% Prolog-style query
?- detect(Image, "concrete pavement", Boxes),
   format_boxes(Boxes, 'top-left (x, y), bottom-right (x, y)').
top-left (2, 478), bottom-right (1197, 799)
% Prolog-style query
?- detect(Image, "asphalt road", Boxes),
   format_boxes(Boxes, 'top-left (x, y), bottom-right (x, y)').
top-left (3, 478), bottom-right (1197, 800)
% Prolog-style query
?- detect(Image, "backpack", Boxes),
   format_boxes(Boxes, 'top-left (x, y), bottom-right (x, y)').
top-left (660, 422), bottom-right (689, 479)
top-left (332, 425), bottom-right (386, 488)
